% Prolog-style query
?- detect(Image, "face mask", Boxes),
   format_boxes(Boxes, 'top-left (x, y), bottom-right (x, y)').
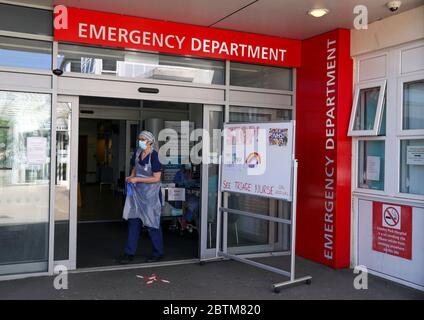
top-left (139, 140), bottom-right (147, 150)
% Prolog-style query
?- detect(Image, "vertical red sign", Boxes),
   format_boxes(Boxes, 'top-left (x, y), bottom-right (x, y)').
top-left (372, 202), bottom-right (412, 260)
top-left (296, 29), bottom-right (352, 269)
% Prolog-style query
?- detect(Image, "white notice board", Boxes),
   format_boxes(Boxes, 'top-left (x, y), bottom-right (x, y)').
top-left (220, 121), bottom-right (295, 201)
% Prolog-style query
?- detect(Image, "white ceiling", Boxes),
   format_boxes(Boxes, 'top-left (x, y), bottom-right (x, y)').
top-left (13, 0), bottom-right (424, 39)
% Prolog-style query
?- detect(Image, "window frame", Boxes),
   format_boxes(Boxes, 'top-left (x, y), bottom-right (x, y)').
top-left (229, 105), bottom-right (293, 123)
top-left (348, 79), bottom-right (387, 136)
top-left (57, 42), bottom-right (227, 86)
top-left (396, 136), bottom-right (424, 200)
top-left (397, 72), bottom-right (424, 136)
top-left (355, 136), bottom-right (387, 194)
top-left (229, 61), bottom-right (293, 91)
top-left (396, 71), bottom-right (424, 200)
top-left (0, 2), bottom-right (53, 37)
top-left (0, 34), bottom-right (53, 71)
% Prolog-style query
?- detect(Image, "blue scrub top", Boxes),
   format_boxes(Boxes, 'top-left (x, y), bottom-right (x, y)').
top-left (131, 149), bottom-right (162, 172)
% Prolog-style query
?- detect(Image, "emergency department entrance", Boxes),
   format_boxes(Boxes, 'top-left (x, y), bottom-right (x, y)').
top-left (54, 94), bottom-right (227, 269)
top-left (0, 3), bottom-right (296, 278)
top-left (53, 89), bottom-right (293, 271)
top-left (0, 57), bottom-right (295, 278)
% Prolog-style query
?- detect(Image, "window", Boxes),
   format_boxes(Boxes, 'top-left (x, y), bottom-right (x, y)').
top-left (229, 106), bottom-right (292, 122)
top-left (230, 62), bottom-right (293, 90)
top-left (399, 74), bottom-right (424, 196)
top-left (0, 124), bottom-right (10, 169)
top-left (58, 44), bottom-right (225, 85)
top-left (402, 79), bottom-right (424, 130)
top-left (358, 140), bottom-right (385, 191)
top-left (348, 80), bottom-right (386, 136)
top-left (0, 90), bottom-right (51, 276)
top-left (0, 36), bottom-right (52, 70)
top-left (0, 3), bottom-right (53, 36)
top-left (400, 139), bottom-right (424, 195)
top-left (353, 45), bottom-right (424, 200)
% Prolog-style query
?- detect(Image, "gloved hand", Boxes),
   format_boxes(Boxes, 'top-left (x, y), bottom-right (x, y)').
top-left (126, 182), bottom-right (134, 196)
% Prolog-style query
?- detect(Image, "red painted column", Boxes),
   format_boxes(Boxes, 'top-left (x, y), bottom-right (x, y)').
top-left (296, 29), bottom-right (353, 268)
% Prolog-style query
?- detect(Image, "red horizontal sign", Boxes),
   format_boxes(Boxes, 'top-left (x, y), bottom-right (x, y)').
top-left (54, 6), bottom-right (301, 67)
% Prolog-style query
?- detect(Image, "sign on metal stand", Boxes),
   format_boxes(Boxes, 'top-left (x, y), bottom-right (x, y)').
top-left (216, 120), bottom-right (312, 292)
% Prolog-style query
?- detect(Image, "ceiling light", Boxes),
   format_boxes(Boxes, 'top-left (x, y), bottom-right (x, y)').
top-left (308, 8), bottom-right (329, 18)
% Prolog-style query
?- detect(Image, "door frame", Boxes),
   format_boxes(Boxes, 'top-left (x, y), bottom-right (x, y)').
top-left (53, 95), bottom-right (79, 270)
top-left (51, 98), bottom-right (286, 270)
top-left (54, 98), bottom-right (225, 267)
top-left (125, 120), bottom-right (141, 177)
top-left (55, 97), bottom-right (139, 270)
top-left (200, 104), bottom-right (224, 260)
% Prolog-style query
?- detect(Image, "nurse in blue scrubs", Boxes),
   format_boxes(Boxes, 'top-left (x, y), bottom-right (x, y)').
top-left (119, 130), bottom-right (163, 264)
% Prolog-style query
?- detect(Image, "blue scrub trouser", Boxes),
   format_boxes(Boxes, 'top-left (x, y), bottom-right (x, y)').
top-left (125, 218), bottom-right (164, 257)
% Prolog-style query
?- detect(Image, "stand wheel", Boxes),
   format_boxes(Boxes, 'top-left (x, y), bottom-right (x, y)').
top-left (273, 287), bottom-right (280, 293)
top-left (306, 279), bottom-right (312, 285)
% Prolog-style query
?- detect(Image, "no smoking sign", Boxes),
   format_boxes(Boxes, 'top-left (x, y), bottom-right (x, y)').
top-left (382, 204), bottom-right (401, 230)
top-left (373, 201), bottom-right (412, 260)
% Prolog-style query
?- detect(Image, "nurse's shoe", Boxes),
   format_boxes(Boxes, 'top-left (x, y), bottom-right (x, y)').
top-left (118, 254), bottom-right (134, 264)
top-left (145, 255), bottom-right (163, 263)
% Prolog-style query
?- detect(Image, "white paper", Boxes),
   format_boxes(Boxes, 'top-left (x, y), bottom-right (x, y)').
top-left (221, 122), bottom-right (294, 201)
top-left (407, 146), bottom-right (424, 165)
top-left (167, 187), bottom-right (185, 201)
top-left (366, 156), bottom-right (380, 181)
top-left (27, 137), bottom-right (47, 165)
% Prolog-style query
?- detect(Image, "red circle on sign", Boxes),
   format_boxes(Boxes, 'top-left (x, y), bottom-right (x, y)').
top-left (384, 206), bottom-right (400, 227)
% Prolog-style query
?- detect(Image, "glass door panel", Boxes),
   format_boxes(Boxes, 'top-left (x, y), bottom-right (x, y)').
top-left (54, 102), bottom-right (72, 261)
top-left (200, 105), bottom-right (223, 259)
top-left (0, 91), bottom-right (51, 276)
top-left (54, 96), bottom-right (78, 269)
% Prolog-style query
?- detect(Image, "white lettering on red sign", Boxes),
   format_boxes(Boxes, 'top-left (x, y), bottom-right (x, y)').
top-left (78, 23), bottom-right (186, 50)
top-left (77, 23), bottom-right (288, 63)
top-left (54, 7), bottom-right (301, 67)
top-left (324, 38), bottom-right (337, 261)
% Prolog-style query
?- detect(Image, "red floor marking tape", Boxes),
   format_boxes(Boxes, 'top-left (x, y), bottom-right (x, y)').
top-left (136, 274), bottom-right (170, 285)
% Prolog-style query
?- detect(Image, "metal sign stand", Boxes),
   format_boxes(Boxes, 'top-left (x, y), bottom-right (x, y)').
top-left (216, 123), bottom-right (312, 291)
top-left (270, 159), bottom-right (312, 292)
